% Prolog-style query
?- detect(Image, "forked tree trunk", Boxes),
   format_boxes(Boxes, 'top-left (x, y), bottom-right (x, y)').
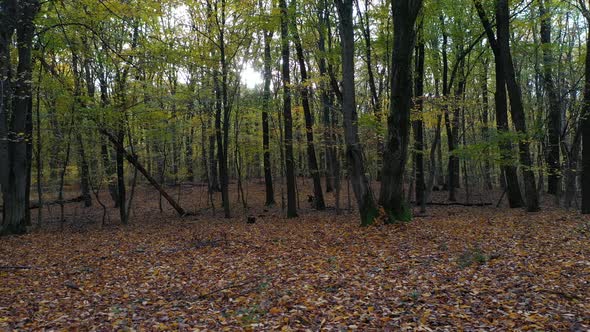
top-left (379, 0), bottom-right (422, 222)
top-left (496, 0), bottom-right (539, 212)
top-left (291, 0), bottom-right (325, 210)
top-left (336, 0), bottom-right (378, 225)
top-left (474, 0), bottom-right (524, 208)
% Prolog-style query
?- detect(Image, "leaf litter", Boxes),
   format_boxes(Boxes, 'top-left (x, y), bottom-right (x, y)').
top-left (0, 203), bottom-right (589, 330)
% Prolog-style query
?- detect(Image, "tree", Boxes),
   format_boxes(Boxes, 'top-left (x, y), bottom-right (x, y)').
top-left (413, 31), bottom-right (426, 210)
top-left (290, 0), bottom-right (325, 210)
top-left (280, 0), bottom-right (298, 218)
top-left (474, 0), bottom-right (524, 208)
top-left (335, 0), bottom-right (378, 225)
top-left (0, 0), bottom-right (41, 235)
top-left (379, 0), bottom-right (423, 222)
top-left (580, 0), bottom-right (590, 214)
top-left (262, 26), bottom-right (275, 207)
top-left (496, 0), bottom-right (539, 212)
top-left (539, 0), bottom-right (562, 196)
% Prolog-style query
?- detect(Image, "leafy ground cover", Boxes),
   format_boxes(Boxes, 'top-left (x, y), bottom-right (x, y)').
top-left (1, 185), bottom-right (589, 330)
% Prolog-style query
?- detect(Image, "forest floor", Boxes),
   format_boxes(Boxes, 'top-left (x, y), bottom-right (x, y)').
top-left (1, 181), bottom-right (589, 330)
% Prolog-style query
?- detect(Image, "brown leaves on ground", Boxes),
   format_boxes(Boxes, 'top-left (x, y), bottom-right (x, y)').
top-left (1, 205), bottom-right (589, 330)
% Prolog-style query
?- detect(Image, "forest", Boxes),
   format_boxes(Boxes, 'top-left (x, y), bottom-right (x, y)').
top-left (0, 0), bottom-right (589, 330)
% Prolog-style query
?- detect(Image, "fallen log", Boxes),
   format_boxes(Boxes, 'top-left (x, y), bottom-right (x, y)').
top-left (1, 196), bottom-right (85, 212)
top-left (411, 201), bottom-right (493, 207)
top-left (0, 266), bottom-right (32, 270)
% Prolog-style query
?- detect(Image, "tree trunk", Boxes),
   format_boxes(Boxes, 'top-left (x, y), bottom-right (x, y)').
top-left (0, 0), bottom-right (40, 235)
top-left (71, 53), bottom-right (92, 208)
top-left (440, 17), bottom-right (458, 201)
top-left (563, 127), bottom-right (580, 209)
top-left (496, 0), bottom-right (539, 212)
top-left (262, 30), bottom-right (275, 206)
top-left (539, 0), bottom-right (561, 196)
top-left (582, 25), bottom-right (590, 214)
top-left (379, 0), bottom-right (422, 222)
top-left (481, 59), bottom-right (494, 190)
top-left (280, 0), bottom-right (297, 218)
top-left (115, 130), bottom-right (127, 224)
top-left (474, 0), bottom-right (524, 208)
top-left (76, 133), bottom-right (92, 207)
top-left (291, 0), bottom-right (325, 210)
top-left (186, 127), bottom-right (195, 182)
top-left (318, 0), bottom-right (336, 195)
top-left (413, 38), bottom-right (426, 209)
top-left (97, 66), bottom-right (119, 207)
top-left (219, 0), bottom-right (231, 218)
top-left (208, 116), bottom-right (219, 191)
top-left (336, 0), bottom-right (378, 225)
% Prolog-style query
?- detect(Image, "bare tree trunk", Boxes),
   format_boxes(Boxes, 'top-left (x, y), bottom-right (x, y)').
top-left (539, 0), bottom-right (561, 196)
top-left (563, 127), bottom-right (581, 209)
top-left (335, 0), bottom-right (378, 225)
top-left (379, 0), bottom-right (422, 222)
top-left (496, 0), bottom-right (539, 212)
top-left (581, 12), bottom-right (590, 214)
top-left (115, 130), bottom-right (127, 224)
top-left (280, 0), bottom-right (298, 218)
top-left (291, 0), bottom-right (325, 210)
top-left (0, 0), bottom-right (40, 235)
top-left (186, 127), bottom-right (195, 182)
top-left (474, 0), bottom-right (524, 208)
top-left (481, 58), bottom-right (494, 190)
top-left (262, 28), bottom-right (275, 206)
top-left (317, 0), bottom-right (338, 198)
top-left (413, 37), bottom-right (426, 212)
top-left (35, 68), bottom-right (43, 227)
top-left (76, 133), bottom-right (92, 207)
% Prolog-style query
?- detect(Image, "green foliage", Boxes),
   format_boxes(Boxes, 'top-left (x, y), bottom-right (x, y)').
top-left (457, 247), bottom-right (489, 268)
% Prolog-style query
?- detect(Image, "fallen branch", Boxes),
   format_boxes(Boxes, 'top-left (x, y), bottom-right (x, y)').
top-left (411, 201), bottom-right (492, 207)
top-left (31, 196), bottom-right (85, 209)
top-left (0, 265), bottom-right (32, 270)
top-left (0, 196), bottom-right (85, 212)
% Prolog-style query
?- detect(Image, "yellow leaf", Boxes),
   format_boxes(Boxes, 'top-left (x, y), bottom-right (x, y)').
top-left (269, 307), bottom-right (282, 315)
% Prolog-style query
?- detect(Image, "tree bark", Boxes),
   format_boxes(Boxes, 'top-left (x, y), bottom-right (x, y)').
top-left (379, 0), bottom-right (422, 222)
top-left (291, 0), bottom-right (325, 210)
top-left (481, 59), bottom-right (494, 190)
top-left (539, 0), bottom-right (561, 196)
top-left (0, 0), bottom-right (40, 235)
top-left (262, 30), bottom-right (275, 206)
top-left (474, 0), bottom-right (524, 208)
top-left (413, 38), bottom-right (426, 210)
top-left (336, 0), bottom-right (378, 225)
top-left (97, 65), bottom-right (119, 207)
top-left (496, 0), bottom-right (539, 212)
top-left (280, 0), bottom-right (297, 218)
top-left (582, 20), bottom-right (590, 214)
